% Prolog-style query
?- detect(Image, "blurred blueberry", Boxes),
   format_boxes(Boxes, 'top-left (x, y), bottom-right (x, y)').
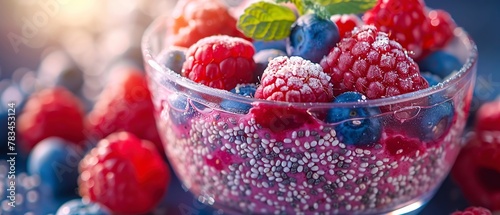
top-left (422, 72), bottom-right (443, 87)
top-left (0, 168), bottom-right (67, 215)
top-left (253, 40), bottom-right (287, 53)
top-left (287, 13), bottom-right (340, 63)
top-left (27, 137), bottom-right (83, 196)
top-left (418, 51), bottom-right (462, 79)
top-left (220, 84), bottom-right (257, 114)
top-left (420, 95), bottom-right (455, 142)
top-left (326, 92), bottom-right (381, 146)
top-left (157, 47), bottom-right (187, 74)
top-left (56, 198), bottom-right (111, 215)
top-left (37, 50), bottom-right (84, 95)
top-left (253, 49), bottom-right (287, 80)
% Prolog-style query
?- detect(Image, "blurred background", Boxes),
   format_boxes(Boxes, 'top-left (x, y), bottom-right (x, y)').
top-left (0, 0), bottom-right (499, 214)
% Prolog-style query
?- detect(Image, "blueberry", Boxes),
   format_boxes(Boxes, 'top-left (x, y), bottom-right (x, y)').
top-left (27, 137), bottom-right (83, 196)
top-left (287, 13), bottom-right (340, 63)
top-left (253, 49), bottom-right (287, 80)
top-left (325, 92), bottom-right (381, 145)
top-left (253, 40), bottom-right (287, 53)
top-left (419, 95), bottom-right (454, 142)
top-left (167, 93), bottom-right (205, 125)
top-left (56, 198), bottom-right (111, 215)
top-left (157, 47), bottom-right (187, 74)
top-left (422, 72), bottom-right (442, 87)
top-left (418, 51), bottom-right (462, 79)
top-left (220, 84), bottom-right (257, 114)
top-left (0, 167), bottom-right (69, 214)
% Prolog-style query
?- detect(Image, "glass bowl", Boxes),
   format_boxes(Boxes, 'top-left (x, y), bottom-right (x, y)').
top-left (142, 15), bottom-right (477, 215)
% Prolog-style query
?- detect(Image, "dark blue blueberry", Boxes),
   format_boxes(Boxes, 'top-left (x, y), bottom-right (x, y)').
top-left (158, 47), bottom-right (187, 74)
top-left (56, 198), bottom-right (111, 215)
top-left (419, 95), bottom-right (454, 142)
top-left (168, 93), bottom-right (204, 125)
top-left (253, 39), bottom-right (287, 53)
top-left (325, 92), bottom-right (381, 146)
top-left (422, 72), bottom-right (442, 87)
top-left (220, 84), bottom-right (257, 114)
top-left (418, 51), bottom-right (462, 79)
top-left (253, 49), bottom-right (287, 80)
top-left (287, 13), bottom-right (340, 63)
top-left (27, 137), bottom-right (83, 196)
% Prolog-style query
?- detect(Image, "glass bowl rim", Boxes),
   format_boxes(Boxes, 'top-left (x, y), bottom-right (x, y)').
top-left (141, 15), bottom-right (478, 109)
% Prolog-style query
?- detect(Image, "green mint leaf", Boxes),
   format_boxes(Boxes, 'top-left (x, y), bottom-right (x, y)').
top-left (237, 1), bottom-right (297, 41)
top-left (310, 0), bottom-right (377, 16)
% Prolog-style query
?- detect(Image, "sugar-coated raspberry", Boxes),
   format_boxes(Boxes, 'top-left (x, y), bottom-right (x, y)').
top-left (330, 14), bottom-right (363, 38)
top-left (18, 87), bottom-right (86, 152)
top-left (255, 56), bottom-right (333, 102)
top-left (450, 206), bottom-right (492, 215)
top-left (79, 132), bottom-right (170, 214)
top-left (424, 9), bottom-right (456, 53)
top-left (182, 35), bottom-right (256, 90)
top-left (363, 0), bottom-right (429, 59)
top-left (167, 0), bottom-right (247, 48)
top-left (87, 69), bottom-right (164, 154)
top-left (320, 26), bottom-right (429, 99)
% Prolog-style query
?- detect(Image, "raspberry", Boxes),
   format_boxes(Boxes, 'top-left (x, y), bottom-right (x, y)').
top-left (423, 9), bottom-right (456, 53)
top-left (330, 14), bottom-right (363, 38)
top-left (474, 100), bottom-right (500, 144)
top-left (255, 56), bottom-right (333, 102)
top-left (87, 69), bottom-right (164, 154)
top-left (451, 206), bottom-right (493, 215)
top-left (320, 26), bottom-right (429, 99)
top-left (182, 35), bottom-right (256, 90)
top-left (363, 0), bottom-right (429, 59)
top-left (167, 0), bottom-right (247, 48)
top-left (79, 132), bottom-right (170, 214)
top-left (18, 87), bottom-right (85, 152)
top-left (451, 136), bottom-right (500, 211)
top-left (382, 131), bottom-right (424, 158)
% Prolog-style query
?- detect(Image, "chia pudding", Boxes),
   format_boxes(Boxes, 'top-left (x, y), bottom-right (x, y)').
top-left (142, 1), bottom-right (477, 213)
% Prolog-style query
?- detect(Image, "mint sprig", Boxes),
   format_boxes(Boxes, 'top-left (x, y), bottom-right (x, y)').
top-left (237, 2), bottom-right (296, 41)
top-left (237, 0), bottom-right (377, 41)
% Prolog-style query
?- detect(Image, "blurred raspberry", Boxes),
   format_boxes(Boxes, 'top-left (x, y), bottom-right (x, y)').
top-left (18, 87), bottom-right (86, 152)
top-left (79, 132), bottom-right (169, 214)
top-left (167, 0), bottom-right (248, 48)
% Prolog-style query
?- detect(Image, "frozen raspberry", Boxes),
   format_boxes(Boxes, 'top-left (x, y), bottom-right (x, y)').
top-left (18, 87), bottom-right (86, 152)
top-left (452, 137), bottom-right (500, 211)
top-left (167, 0), bottom-right (247, 48)
top-left (255, 56), bottom-right (333, 102)
top-left (87, 69), bottom-right (164, 154)
top-left (79, 132), bottom-right (170, 214)
top-left (330, 14), bottom-right (363, 38)
top-left (424, 9), bottom-right (456, 53)
top-left (363, 0), bottom-right (429, 59)
top-left (320, 26), bottom-right (429, 99)
top-left (451, 206), bottom-right (492, 215)
top-left (182, 35), bottom-right (256, 90)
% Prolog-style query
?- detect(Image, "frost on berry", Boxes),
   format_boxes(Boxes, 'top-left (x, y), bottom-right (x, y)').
top-left (255, 56), bottom-right (333, 103)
